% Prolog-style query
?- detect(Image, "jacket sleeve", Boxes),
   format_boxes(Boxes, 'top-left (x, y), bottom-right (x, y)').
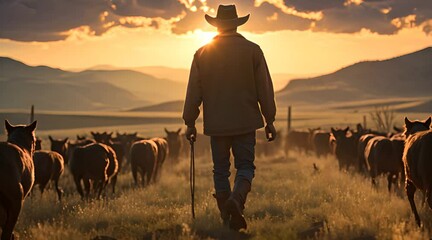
top-left (182, 54), bottom-right (202, 127)
top-left (254, 47), bottom-right (276, 124)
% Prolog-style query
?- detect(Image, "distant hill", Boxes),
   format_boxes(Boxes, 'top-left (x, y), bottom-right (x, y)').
top-left (83, 65), bottom-right (190, 83)
top-left (84, 65), bottom-right (307, 91)
top-left (0, 57), bottom-right (186, 111)
top-left (129, 100), bottom-right (185, 112)
top-left (276, 47), bottom-right (432, 106)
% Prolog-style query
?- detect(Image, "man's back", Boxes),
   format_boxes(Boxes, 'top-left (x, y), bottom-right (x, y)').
top-left (184, 33), bottom-right (275, 136)
top-left (182, 4), bottom-right (277, 231)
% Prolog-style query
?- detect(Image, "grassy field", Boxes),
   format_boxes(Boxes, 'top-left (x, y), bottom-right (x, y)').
top-left (10, 145), bottom-right (432, 240)
top-left (1, 109), bottom-right (431, 239)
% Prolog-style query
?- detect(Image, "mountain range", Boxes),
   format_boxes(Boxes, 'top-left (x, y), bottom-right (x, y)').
top-left (0, 57), bottom-right (186, 111)
top-left (80, 65), bottom-right (304, 91)
top-left (276, 47), bottom-right (432, 107)
top-left (1, 46), bottom-right (431, 112)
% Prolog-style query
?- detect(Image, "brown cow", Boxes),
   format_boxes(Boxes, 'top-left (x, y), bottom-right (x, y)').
top-left (130, 140), bottom-right (158, 187)
top-left (49, 136), bottom-right (69, 164)
top-left (357, 134), bottom-right (376, 174)
top-left (165, 128), bottom-right (182, 162)
top-left (35, 138), bottom-right (42, 150)
top-left (151, 138), bottom-right (169, 182)
top-left (91, 132), bottom-right (124, 169)
top-left (310, 130), bottom-right (331, 158)
top-left (331, 127), bottom-right (358, 171)
top-left (32, 150), bottom-right (64, 201)
top-left (286, 130), bottom-right (311, 155)
top-left (364, 136), bottom-right (404, 192)
top-left (69, 143), bottom-right (110, 200)
top-left (402, 116), bottom-right (432, 227)
top-left (0, 120), bottom-right (37, 240)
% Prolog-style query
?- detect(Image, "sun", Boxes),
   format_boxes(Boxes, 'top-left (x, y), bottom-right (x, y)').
top-left (194, 29), bottom-right (217, 45)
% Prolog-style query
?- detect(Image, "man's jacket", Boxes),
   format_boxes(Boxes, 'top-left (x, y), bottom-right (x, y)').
top-left (182, 32), bottom-right (276, 136)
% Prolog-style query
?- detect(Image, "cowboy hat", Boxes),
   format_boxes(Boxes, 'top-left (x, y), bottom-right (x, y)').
top-left (205, 5), bottom-right (250, 29)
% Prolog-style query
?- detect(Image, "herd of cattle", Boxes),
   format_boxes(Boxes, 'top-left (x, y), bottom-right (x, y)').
top-left (284, 116), bottom-right (432, 228)
top-left (0, 116), bottom-right (432, 239)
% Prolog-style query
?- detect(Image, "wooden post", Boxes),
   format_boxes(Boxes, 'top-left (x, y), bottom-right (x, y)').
top-left (287, 106), bottom-right (291, 132)
top-left (30, 105), bottom-right (34, 123)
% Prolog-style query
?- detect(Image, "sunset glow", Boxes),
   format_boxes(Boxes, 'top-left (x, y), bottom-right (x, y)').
top-left (0, 0), bottom-right (430, 76)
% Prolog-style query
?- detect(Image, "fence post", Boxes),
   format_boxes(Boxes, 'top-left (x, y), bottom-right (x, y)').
top-left (287, 106), bottom-right (291, 132)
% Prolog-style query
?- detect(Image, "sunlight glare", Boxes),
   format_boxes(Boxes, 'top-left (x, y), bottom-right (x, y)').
top-left (195, 30), bottom-right (217, 45)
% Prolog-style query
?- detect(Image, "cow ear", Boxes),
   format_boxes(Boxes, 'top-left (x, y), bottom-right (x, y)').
top-left (91, 131), bottom-right (96, 136)
top-left (425, 117), bottom-right (431, 128)
top-left (177, 128), bottom-right (182, 134)
top-left (5, 119), bottom-right (14, 133)
top-left (108, 132), bottom-right (113, 137)
top-left (49, 135), bottom-right (54, 141)
top-left (344, 126), bottom-right (350, 132)
top-left (27, 121), bottom-right (37, 132)
top-left (63, 138), bottom-right (69, 143)
top-left (331, 127), bottom-right (335, 134)
top-left (164, 128), bottom-right (169, 134)
top-left (404, 117), bottom-right (412, 127)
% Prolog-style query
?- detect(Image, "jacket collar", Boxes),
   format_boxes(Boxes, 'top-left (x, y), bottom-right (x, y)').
top-left (214, 32), bottom-right (244, 39)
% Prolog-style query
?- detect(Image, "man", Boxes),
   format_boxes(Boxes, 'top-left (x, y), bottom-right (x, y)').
top-left (182, 4), bottom-right (277, 231)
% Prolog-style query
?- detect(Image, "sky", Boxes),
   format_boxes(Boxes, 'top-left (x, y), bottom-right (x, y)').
top-left (1, 0), bottom-right (432, 75)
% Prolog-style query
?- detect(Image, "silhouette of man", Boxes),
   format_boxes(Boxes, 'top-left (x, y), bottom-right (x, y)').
top-left (183, 4), bottom-right (276, 231)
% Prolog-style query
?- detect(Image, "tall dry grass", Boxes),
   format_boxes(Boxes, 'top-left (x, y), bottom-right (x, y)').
top-left (12, 149), bottom-right (432, 239)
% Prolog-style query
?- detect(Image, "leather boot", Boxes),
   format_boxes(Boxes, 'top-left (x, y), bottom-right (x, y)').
top-left (225, 179), bottom-right (251, 231)
top-left (213, 191), bottom-right (231, 226)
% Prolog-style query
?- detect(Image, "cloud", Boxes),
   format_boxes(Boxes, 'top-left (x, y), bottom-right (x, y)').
top-left (1, 0), bottom-right (431, 42)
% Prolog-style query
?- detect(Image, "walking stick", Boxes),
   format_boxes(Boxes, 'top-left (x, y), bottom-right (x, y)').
top-left (189, 134), bottom-right (196, 219)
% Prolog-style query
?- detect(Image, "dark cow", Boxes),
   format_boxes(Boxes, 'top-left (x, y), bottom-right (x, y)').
top-left (69, 143), bottom-right (110, 200)
top-left (402, 117), bottom-right (432, 227)
top-left (364, 136), bottom-right (404, 192)
top-left (357, 134), bottom-right (376, 174)
top-left (310, 130), bottom-right (331, 158)
top-left (32, 150), bottom-right (64, 201)
top-left (130, 140), bottom-right (158, 187)
top-left (49, 136), bottom-right (69, 164)
top-left (286, 130), bottom-right (311, 156)
top-left (150, 137), bottom-right (169, 182)
top-left (165, 128), bottom-right (182, 162)
top-left (0, 120), bottom-right (37, 240)
top-left (331, 127), bottom-right (358, 171)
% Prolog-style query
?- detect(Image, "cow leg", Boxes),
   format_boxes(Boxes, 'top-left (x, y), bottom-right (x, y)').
top-left (54, 179), bottom-right (63, 202)
top-left (1, 191), bottom-right (23, 240)
top-left (387, 174), bottom-right (393, 193)
top-left (96, 180), bottom-right (104, 200)
top-left (83, 179), bottom-right (91, 200)
top-left (141, 168), bottom-right (147, 187)
top-left (39, 182), bottom-right (47, 198)
top-left (146, 168), bottom-right (152, 187)
top-left (406, 180), bottom-right (421, 227)
top-left (111, 174), bottom-right (117, 194)
top-left (132, 164), bottom-right (138, 186)
top-left (73, 176), bottom-right (84, 200)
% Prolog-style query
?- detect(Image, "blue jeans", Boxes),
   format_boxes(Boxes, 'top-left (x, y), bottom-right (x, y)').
top-left (210, 131), bottom-right (256, 193)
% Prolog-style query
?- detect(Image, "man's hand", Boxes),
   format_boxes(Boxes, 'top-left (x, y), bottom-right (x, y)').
top-left (265, 123), bottom-right (276, 142)
top-left (186, 126), bottom-right (197, 142)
